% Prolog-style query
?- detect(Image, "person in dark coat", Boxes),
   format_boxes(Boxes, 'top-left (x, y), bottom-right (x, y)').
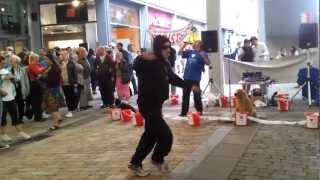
top-left (128, 35), bottom-right (196, 177)
top-left (95, 47), bottom-right (116, 108)
top-left (87, 49), bottom-right (97, 94)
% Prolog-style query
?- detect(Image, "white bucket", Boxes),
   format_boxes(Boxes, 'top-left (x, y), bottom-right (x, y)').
top-left (235, 112), bottom-right (248, 126)
top-left (111, 108), bottom-right (121, 121)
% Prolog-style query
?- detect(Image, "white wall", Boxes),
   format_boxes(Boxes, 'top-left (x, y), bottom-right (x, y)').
top-left (141, 0), bottom-right (206, 23)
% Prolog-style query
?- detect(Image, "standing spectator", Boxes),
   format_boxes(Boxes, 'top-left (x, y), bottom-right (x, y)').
top-left (168, 47), bottom-right (177, 95)
top-left (117, 43), bottom-right (134, 95)
top-left (127, 44), bottom-right (138, 95)
top-left (0, 61), bottom-right (9, 149)
top-left (60, 50), bottom-right (80, 118)
top-left (10, 55), bottom-right (30, 121)
top-left (250, 36), bottom-right (270, 61)
top-left (0, 55), bottom-right (31, 141)
top-left (95, 47), bottom-right (116, 108)
top-left (77, 47), bottom-right (92, 110)
top-left (17, 48), bottom-right (29, 65)
top-left (39, 48), bottom-right (49, 68)
top-left (179, 41), bottom-right (210, 116)
top-left (28, 53), bottom-right (46, 122)
top-left (43, 53), bottom-right (64, 130)
top-left (289, 46), bottom-right (299, 56)
top-left (87, 49), bottom-right (97, 95)
top-left (115, 52), bottom-right (131, 101)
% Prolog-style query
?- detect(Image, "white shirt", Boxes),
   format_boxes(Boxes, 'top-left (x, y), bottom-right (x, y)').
top-left (0, 69), bottom-right (15, 102)
top-left (253, 42), bottom-right (269, 61)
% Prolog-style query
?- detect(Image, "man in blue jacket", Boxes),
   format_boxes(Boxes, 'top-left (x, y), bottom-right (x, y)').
top-left (179, 41), bottom-right (210, 116)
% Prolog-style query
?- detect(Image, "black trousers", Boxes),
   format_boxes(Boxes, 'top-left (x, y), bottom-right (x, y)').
top-left (131, 75), bottom-right (138, 94)
top-left (91, 72), bottom-right (97, 92)
top-left (1, 100), bottom-right (21, 126)
top-left (15, 82), bottom-right (25, 121)
top-left (29, 80), bottom-right (43, 121)
top-left (63, 85), bottom-right (81, 112)
top-left (181, 80), bottom-right (203, 115)
top-left (98, 81), bottom-right (115, 107)
top-left (131, 100), bottom-right (173, 166)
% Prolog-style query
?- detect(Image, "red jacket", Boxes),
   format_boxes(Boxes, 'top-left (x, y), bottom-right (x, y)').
top-left (28, 63), bottom-right (45, 81)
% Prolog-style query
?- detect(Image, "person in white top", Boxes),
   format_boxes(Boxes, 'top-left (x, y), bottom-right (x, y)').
top-left (0, 55), bottom-right (31, 142)
top-left (250, 36), bottom-right (270, 61)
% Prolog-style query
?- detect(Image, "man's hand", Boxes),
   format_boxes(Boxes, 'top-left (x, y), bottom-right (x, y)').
top-left (2, 75), bottom-right (13, 81)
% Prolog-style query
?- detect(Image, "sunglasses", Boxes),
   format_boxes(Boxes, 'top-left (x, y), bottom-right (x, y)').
top-left (162, 45), bottom-right (171, 50)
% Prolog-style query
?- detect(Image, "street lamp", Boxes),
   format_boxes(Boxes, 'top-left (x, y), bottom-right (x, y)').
top-left (1, 8), bottom-right (5, 12)
top-left (72, 0), bottom-right (80, 7)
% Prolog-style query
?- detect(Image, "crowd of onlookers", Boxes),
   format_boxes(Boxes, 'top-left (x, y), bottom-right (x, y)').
top-left (0, 39), bottom-right (211, 150)
top-left (0, 43), bottom-right (140, 149)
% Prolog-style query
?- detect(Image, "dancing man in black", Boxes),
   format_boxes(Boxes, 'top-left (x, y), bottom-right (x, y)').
top-left (128, 35), bottom-right (198, 176)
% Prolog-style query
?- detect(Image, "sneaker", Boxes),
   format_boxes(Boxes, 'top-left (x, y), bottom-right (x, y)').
top-left (19, 131), bottom-right (31, 140)
top-left (128, 163), bottom-right (151, 177)
top-left (151, 160), bottom-right (170, 173)
top-left (1, 134), bottom-right (12, 141)
top-left (65, 112), bottom-right (73, 118)
top-left (0, 144), bottom-right (9, 150)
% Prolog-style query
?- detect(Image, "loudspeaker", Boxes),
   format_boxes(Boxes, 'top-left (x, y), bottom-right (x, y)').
top-left (201, 30), bottom-right (218, 53)
top-left (31, 12), bottom-right (38, 21)
top-left (299, 23), bottom-right (318, 49)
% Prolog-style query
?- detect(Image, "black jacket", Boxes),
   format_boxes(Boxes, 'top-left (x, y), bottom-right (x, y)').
top-left (95, 56), bottom-right (116, 85)
top-left (66, 61), bottom-right (78, 85)
top-left (134, 56), bottom-right (187, 105)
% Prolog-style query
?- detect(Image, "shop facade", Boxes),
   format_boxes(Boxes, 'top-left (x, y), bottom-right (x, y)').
top-left (28, 0), bottom-right (206, 52)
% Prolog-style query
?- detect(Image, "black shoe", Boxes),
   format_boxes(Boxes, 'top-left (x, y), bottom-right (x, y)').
top-left (80, 107), bottom-right (88, 111)
top-left (100, 105), bottom-right (107, 109)
top-left (86, 105), bottom-right (93, 109)
top-left (34, 118), bottom-right (46, 122)
top-left (128, 163), bottom-right (150, 177)
top-left (179, 113), bottom-right (187, 117)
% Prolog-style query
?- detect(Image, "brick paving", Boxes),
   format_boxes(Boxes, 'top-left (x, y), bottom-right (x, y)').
top-left (0, 108), bottom-right (222, 180)
top-left (229, 125), bottom-right (320, 180)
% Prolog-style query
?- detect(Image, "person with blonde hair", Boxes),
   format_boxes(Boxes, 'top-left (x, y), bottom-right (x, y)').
top-left (28, 52), bottom-right (46, 121)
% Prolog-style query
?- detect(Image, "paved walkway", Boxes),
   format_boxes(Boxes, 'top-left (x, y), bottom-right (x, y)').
top-left (0, 96), bottom-right (319, 180)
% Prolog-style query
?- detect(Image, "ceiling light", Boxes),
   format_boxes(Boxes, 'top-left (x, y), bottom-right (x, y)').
top-left (72, 0), bottom-right (80, 7)
top-left (1, 8), bottom-right (5, 12)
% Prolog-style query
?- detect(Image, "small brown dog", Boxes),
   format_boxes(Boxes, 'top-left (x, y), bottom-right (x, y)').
top-left (234, 89), bottom-right (257, 117)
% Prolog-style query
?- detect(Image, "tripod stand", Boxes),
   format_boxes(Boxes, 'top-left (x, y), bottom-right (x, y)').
top-left (202, 78), bottom-right (223, 96)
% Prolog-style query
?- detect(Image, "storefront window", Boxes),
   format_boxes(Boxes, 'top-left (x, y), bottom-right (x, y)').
top-left (40, 1), bottom-right (97, 49)
top-left (42, 24), bottom-right (85, 49)
top-left (110, 2), bottom-right (140, 52)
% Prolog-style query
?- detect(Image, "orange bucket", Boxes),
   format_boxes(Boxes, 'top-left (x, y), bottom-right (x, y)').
top-left (121, 109), bottom-right (133, 122)
top-left (188, 112), bottom-right (201, 126)
top-left (133, 112), bottom-right (144, 126)
top-left (219, 96), bottom-right (228, 108)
